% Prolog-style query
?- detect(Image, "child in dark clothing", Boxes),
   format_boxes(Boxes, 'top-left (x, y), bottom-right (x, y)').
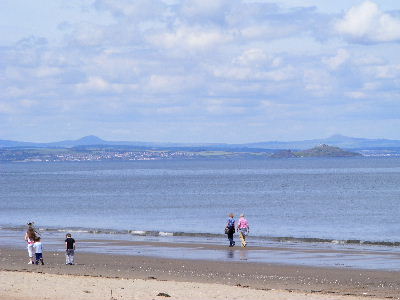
top-left (65, 233), bottom-right (76, 265)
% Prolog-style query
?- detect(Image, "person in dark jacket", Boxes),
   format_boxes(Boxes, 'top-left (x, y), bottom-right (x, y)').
top-left (225, 213), bottom-right (236, 247)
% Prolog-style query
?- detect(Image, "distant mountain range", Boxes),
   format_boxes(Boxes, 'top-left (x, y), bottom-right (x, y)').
top-left (1, 134), bottom-right (400, 150)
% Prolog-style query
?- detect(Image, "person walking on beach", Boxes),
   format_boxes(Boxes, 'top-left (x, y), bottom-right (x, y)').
top-left (237, 213), bottom-right (249, 247)
top-left (225, 213), bottom-right (236, 247)
top-left (24, 223), bottom-right (39, 264)
top-left (65, 233), bottom-right (76, 265)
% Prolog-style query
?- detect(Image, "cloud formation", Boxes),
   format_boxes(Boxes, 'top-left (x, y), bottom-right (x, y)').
top-left (335, 1), bottom-right (400, 43)
top-left (0, 0), bottom-right (399, 142)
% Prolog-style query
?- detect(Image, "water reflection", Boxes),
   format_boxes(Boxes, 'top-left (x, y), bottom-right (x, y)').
top-left (225, 249), bottom-right (248, 261)
top-left (227, 249), bottom-right (234, 259)
top-left (239, 249), bottom-right (248, 261)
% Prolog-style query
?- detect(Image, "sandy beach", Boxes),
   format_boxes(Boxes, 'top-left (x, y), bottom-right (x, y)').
top-left (0, 270), bottom-right (386, 300)
top-left (1, 246), bottom-right (399, 300)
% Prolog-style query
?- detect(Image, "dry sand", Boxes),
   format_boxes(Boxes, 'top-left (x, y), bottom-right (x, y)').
top-left (1, 247), bottom-right (399, 300)
top-left (0, 270), bottom-right (384, 300)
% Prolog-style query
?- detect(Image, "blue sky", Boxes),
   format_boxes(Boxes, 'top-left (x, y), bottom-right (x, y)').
top-left (1, 0), bottom-right (399, 143)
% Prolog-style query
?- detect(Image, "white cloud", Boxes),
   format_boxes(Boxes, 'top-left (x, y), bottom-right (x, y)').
top-left (373, 64), bottom-right (400, 79)
top-left (240, 24), bottom-right (297, 40)
top-left (35, 67), bottom-right (62, 78)
top-left (76, 77), bottom-right (138, 94)
top-left (235, 48), bottom-right (282, 67)
top-left (335, 1), bottom-right (400, 43)
top-left (345, 91), bottom-right (368, 99)
top-left (76, 77), bottom-right (109, 92)
top-left (146, 74), bottom-right (198, 93)
top-left (323, 49), bottom-right (350, 70)
top-left (0, 98), bottom-right (38, 114)
top-left (70, 23), bottom-right (105, 46)
top-left (236, 48), bottom-right (268, 66)
top-left (211, 65), bottom-right (294, 82)
top-left (95, 0), bottom-right (167, 19)
top-left (147, 26), bottom-right (231, 51)
top-left (263, 66), bottom-right (295, 82)
top-left (303, 69), bottom-right (333, 96)
top-left (180, 0), bottom-right (230, 19)
top-left (259, 100), bottom-right (294, 118)
top-left (353, 54), bottom-right (385, 66)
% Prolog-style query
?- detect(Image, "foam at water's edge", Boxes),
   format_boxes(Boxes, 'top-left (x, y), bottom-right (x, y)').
top-left (2, 226), bottom-right (399, 247)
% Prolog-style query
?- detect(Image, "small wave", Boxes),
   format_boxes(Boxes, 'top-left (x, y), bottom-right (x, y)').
top-left (128, 230), bottom-right (161, 236)
top-left (1, 226), bottom-right (399, 247)
top-left (56, 229), bottom-right (91, 233)
top-left (129, 230), bottom-right (146, 235)
top-left (331, 240), bottom-right (346, 245)
top-left (159, 232), bottom-right (173, 236)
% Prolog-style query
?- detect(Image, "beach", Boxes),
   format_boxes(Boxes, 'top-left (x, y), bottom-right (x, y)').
top-left (2, 160), bottom-right (400, 299)
top-left (1, 246), bottom-right (399, 300)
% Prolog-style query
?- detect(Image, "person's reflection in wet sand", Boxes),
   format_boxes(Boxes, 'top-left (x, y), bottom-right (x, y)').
top-left (239, 249), bottom-right (248, 261)
top-left (227, 249), bottom-right (234, 259)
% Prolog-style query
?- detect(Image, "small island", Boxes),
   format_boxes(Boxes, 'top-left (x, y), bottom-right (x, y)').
top-left (271, 144), bottom-right (361, 158)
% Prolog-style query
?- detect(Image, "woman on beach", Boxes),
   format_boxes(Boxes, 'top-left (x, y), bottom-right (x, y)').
top-left (237, 214), bottom-right (249, 247)
top-left (225, 213), bottom-right (236, 247)
top-left (24, 222), bottom-right (39, 264)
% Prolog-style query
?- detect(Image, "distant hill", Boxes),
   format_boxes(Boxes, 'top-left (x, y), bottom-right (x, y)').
top-left (1, 134), bottom-right (400, 150)
top-left (50, 135), bottom-right (108, 147)
top-left (294, 144), bottom-right (361, 157)
top-left (270, 145), bottom-right (361, 158)
top-left (0, 135), bottom-right (151, 148)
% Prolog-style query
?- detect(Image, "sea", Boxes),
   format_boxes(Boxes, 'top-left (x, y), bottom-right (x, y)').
top-left (1, 157), bottom-right (400, 269)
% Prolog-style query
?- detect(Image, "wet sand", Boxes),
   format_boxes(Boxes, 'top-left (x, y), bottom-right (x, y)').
top-left (1, 246), bottom-right (399, 299)
top-left (3, 229), bottom-right (400, 270)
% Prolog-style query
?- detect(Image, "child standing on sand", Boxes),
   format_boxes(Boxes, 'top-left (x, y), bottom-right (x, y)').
top-left (65, 233), bottom-right (76, 265)
top-left (33, 237), bottom-right (44, 265)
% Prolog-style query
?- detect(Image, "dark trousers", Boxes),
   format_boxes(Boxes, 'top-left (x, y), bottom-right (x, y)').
top-left (35, 253), bottom-right (44, 264)
top-left (227, 228), bottom-right (235, 246)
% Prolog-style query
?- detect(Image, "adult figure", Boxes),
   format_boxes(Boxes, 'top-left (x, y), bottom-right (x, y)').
top-left (237, 213), bottom-right (249, 247)
top-left (24, 222), bottom-right (39, 264)
top-left (225, 213), bottom-right (235, 247)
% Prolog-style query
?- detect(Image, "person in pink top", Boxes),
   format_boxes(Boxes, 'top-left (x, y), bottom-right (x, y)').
top-left (237, 213), bottom-right (249, 247)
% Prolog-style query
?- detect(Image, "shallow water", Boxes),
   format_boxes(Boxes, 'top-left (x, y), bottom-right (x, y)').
top-left (2, 229), bottom-right (400, 271)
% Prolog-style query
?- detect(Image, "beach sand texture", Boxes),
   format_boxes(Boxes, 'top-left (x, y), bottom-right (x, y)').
top-left (0, 270), bottom-right (381, 300)
top-left (1, 247), bottom-right (399, 300)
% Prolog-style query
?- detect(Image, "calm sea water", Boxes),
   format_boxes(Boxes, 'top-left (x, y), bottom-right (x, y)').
top-left (1, 158), bottom-right (400, 244)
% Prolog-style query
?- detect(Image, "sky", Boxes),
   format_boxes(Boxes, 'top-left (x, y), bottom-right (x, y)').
top-left (0, 0), bottom-right (400, 143)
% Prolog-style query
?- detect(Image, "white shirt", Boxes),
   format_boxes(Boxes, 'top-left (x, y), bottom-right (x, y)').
top-left (33, 242), bottom-right (43, 253)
